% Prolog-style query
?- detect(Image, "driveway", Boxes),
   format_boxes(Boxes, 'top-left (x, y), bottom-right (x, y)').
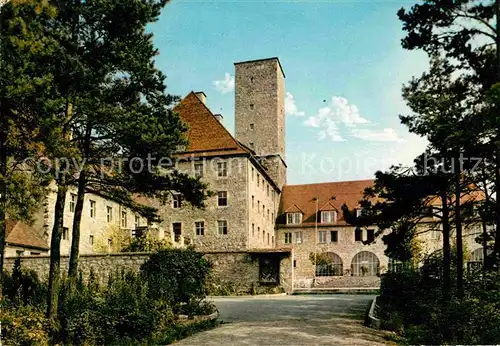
top-left (177, 295), bottom-right (390, 345)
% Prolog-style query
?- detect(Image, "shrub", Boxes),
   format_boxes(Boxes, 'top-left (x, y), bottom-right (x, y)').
top-left (140, 248), bottom-right (213, 314)
top-left (379, 256), bottom-right (500, 345)
top-left (2, 257), bottom-right (47, 307)
top-left (0, 305), bottom-right (49, 346)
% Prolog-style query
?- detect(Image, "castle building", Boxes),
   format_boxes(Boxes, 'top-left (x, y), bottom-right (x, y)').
top-left (7, 56), bottom-right (488, 289)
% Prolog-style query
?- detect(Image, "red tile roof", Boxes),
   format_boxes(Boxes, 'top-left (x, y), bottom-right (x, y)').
top-left (173, 92), bottom-right (249, 157)
top-left (279, 180), bottom-right (374, 226)
top-left (5, 220), bottom-right (49, 250)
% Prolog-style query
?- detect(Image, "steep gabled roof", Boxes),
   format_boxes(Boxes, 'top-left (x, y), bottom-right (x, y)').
top-left (279, 179), bottom-right (374, 226)
top-left (284, 204), bottom-right (304, 214)
top-left (319, 201), bottom-right (338, 212)
top-left (6, 220), bottom-right (49, 250)
top-left (173, 92), bottom-right (249, 157)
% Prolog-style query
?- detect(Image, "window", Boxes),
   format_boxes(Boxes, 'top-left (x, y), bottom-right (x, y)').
top-left (262, 230), bottom-right (265, 239)
top-left (321, 211), bottom-right (337, 224)
top-left (173, 222), bottom-right (182, 242)
top-left (217, 161), bottom-right (227, 177)
top-left (294, 231), bottom-right (303, 244)
top-left (267, 185), bottom-right (269, 196)
top-left (107, 239), bottom-right (113, 250)
top-left (355, 228), bottom-right (362, 242)
top-left (250, 104), bottom-right (254, 110)
top-left (267, 233), bottom-right (270, 245)
top-left (135, 215), bottom-right (140, 228)
top-left (250, 123), bottom-right (254, 130)
top-left (218, 191), bottom-right (228, 206)
top-left (16, 250), bottom-right (24, 256)
top-left (121, 211), bottom-right (127, 228)
top-left (272, 236), bottom-right (274, 245)
top-left (293, 260), bottom-right (297, 268)
top-left (106, 206), bottom-right (113, 223)
top-left (284, 232), bottom-right (292, 244)
top-left (351, 251), bottom-right (380, 276)
top-left (262, 205), bottom-right (265, 215)
top-left (367, 229), bottom-right (375, 242)
top-left (30, 252), bottom-right (40, 256)
top-left (257, 201), bottom-right (260, 213)
top-left (172, 194), bottom-right (182, 208)
top-left (267, 209), bottom-right (270, 219)
top-left (89, 200), bottom-right (96, 218)
top-left (257, 176), bottom-right (260, 187)
top-left (252, 223), bottom-right (255, 236)
top-left (194, 162), bottom-right (204, 178)
top-left (356, 208), bottom-right (363, 217)
top-left (62, 227), bottom-right (69, 240)
top-left (251, 167), bottom-right (254, 180)
top-left (249, 142), bottom-right (254, 149)
top-left (70, 193), bottom-right (76, 213)
top-left (318, 231), bottom-right (327, 243)
top-left (262, 178), bottom-right (264, 188)
top-left (218, 220), bottom-right (228, 235)
top-left (89, 235), bottom-right (94, 245)
top-left (195, 221), bottom-right (204, 236)
top-left (286, 212), bottom-right (302, 225)
top-left (252, 196), bottom-right (255, 208)
top-left (315, 252), bottom-right (343, 276)
top-left (330, 230), bottom-right (338, 243)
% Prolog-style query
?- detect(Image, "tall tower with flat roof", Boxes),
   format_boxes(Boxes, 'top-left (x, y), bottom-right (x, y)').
top-left (234, 57), bottom-right (287, 190)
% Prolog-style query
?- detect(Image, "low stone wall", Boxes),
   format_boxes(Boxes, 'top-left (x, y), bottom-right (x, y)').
top-left (4, 253), bottom-right (150, 283)
top-left (295, 275), bottom-right (380, 289)
top-left (4, 250), bottom-right (293, 294)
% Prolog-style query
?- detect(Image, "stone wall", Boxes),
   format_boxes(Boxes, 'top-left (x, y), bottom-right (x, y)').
top-left (4, 250), bottom-right (293, 294)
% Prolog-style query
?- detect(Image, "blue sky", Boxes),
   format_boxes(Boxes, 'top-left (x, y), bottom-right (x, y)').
top-left (150, 0), bottom-right (429, 185)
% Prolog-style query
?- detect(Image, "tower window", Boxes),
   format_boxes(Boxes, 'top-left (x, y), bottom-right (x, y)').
top-left (250, 123), bottom-right (254, 130)
top-left (250, 104), bottom-right (254, 110)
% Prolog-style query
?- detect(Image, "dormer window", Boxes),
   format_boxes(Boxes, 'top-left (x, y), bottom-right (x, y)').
top-left (321, 211), bottom-right (337, 224)
top-left (286, 212), bottom-right (302, 225)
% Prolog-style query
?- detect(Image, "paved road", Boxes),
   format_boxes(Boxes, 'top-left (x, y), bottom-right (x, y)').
top-left (177, 295), bottom-right (390, 345)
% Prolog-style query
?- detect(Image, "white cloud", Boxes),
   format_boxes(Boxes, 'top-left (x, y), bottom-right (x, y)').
top-left (351, 128), bottom-right (404, 142)
top-left (212, 73), bottom-right (234, 94)
top-left (303, 96), bottom-right (404, 142)
top-left (285, 92), bottom-right (305, 116)
top-left (329, 96), bottom-right (370, 126)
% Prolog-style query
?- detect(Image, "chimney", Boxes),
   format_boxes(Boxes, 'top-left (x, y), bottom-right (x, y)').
top-left (194, 91), bottom-right (206, 105)
top-left (214, 113), bottom-right (223, 123)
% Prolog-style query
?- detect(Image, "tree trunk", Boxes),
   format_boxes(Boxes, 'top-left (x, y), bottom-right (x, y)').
top-left (493, 0), bottom-right (500, 269)
top-left (68, 121), bottom-right (91, 280)
top-left (0, 129), bottom-right (7, 280)
top-left (441, 191), bottom-right (451, 300)
top-left (46, 179), bottom-right (68, 319)
top-left (68, 170), bottom-right (85, 280)
top-left (455, 175), bottom-right (464, 298)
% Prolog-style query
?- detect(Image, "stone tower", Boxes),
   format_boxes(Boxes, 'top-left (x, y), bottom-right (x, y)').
top-left (234, 57), bottom-right (287, 190)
